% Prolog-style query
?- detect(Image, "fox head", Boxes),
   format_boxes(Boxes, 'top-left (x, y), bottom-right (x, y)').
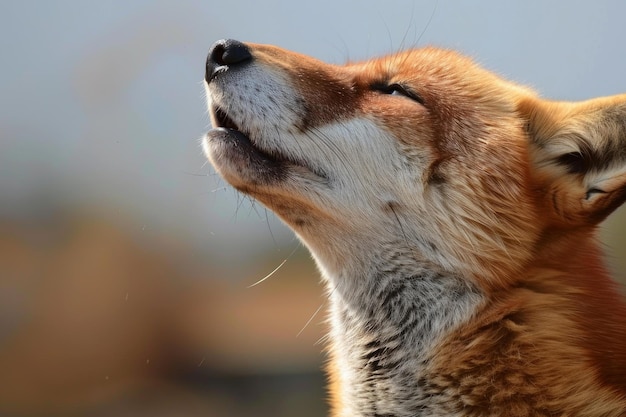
top-left (203, 39), bottom-right (626, 291)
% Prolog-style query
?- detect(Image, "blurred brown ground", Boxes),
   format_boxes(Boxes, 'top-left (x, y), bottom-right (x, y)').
top-left (0, 210), bottom-right (327, 417)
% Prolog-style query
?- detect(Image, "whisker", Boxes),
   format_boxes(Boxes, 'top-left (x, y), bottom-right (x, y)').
top-left (248, 198), bottom-right (263, 219)
top-left (247, 244), bottom-right (300, 288)
top-left (414, 0), bottom-right (438, 47)
top-left (398, 1), bottom-right (417, 52)
top-left (233, 192), bottom-right (248, 221)
top-left (264, 207), bottom-right (278, 247)
top-left (296, 301), bottom-right (326, 338)
top-left (247, 258), bottom-right (288, 288)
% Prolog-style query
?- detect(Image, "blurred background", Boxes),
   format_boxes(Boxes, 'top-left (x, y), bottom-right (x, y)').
top-left (1, 1), bottom-right (626, 416)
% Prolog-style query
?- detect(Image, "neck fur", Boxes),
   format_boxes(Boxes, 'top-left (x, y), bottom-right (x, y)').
top-left (322, 246), bottom-right (484, 416)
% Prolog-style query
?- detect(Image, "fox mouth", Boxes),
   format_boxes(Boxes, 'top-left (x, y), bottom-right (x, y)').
top-left (206, 105), bottom-right (329, 183)
top-left (212, 106), bottom-right (241, 132)
top-left (210, 105), bottom-right (286, 160)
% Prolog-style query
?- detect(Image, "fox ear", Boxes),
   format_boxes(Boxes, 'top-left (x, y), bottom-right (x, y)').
top-left (520, 94), bottom-right (626, 226)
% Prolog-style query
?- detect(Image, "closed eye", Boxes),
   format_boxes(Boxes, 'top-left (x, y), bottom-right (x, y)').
top-left (372, 82), bottom-right (425, 106)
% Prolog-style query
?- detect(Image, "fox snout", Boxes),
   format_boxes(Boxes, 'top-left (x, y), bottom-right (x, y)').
top-left (205, 39), bottom-right (252, 83)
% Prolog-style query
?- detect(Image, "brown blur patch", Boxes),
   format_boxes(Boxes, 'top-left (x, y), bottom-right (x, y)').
top-left (0, 217), bottom-right (172, 413)
top-left (0, 212), bottom-right (325, 416)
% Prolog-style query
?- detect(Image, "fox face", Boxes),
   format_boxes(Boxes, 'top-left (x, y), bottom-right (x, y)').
top-left (204, 41), bottom-right (532, 286)
top-left (203, 39), bottom-right (626, 416)
top-left (204, 39), bottom-right (626, 290)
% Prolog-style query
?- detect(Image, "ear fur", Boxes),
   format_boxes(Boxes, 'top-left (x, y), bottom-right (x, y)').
top-left (519, 94), bottom-right (626, 225)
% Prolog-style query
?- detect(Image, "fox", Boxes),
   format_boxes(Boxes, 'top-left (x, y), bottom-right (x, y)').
top-left (202, 39), bottom-right (626, 416)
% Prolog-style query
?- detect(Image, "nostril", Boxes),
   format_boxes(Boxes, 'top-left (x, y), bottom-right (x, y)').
top-left (211, 43), bottom-right (227, 66)
top-left (206, 39), bottom-right (253, 82)
top-left (216, 39), bottom-right (252, 65)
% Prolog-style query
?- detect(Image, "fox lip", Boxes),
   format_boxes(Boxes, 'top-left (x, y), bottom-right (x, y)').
top-left (207, 105), bottom-right (287, 177)
top-left (212, 106), bottom-right (240, 132)
top-left (208, 104), bottom-right (289, 166)
top-left (206, 105), bottom-right (330, 183)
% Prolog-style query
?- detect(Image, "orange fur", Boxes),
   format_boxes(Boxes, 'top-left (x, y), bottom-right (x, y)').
top-left (203, 40), bottom-right (626, 416)
top-left (428, 236), bottom-right (626, 416)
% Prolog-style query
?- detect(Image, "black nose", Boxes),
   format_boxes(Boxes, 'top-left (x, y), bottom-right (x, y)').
top-left (205, 39), bottom-right (253, 82)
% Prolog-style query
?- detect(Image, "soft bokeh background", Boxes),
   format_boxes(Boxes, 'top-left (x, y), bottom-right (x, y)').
top-left (1, 1), bottom-right (626, 416)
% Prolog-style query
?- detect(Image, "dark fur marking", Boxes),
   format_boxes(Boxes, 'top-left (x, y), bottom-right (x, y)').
top-left (555, 105), bottom-right (626, 175)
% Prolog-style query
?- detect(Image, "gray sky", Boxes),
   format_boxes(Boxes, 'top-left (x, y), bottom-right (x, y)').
top-left (2, 1), bottom-right (626, 264)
